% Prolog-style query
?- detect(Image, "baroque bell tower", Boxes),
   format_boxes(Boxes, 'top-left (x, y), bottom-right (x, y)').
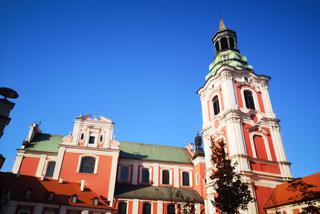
top-left (197, 20), bottom-right (292, 214)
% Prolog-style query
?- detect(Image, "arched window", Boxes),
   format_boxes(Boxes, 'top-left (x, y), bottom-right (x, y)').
top-left (220, 37), bottom-right (228, 50)
top-left (229, 37), bottom-right (235, 49)
top-left (212, 96), bottom-right (220, 115)
top-left (253, 135), bottom-right (268, 160)
top-left (162, 170), bottom-right (170, 185)
top-left (215, 42), bottom-right (220, 52)
top-left (80, 133), bottom-right (84, 140)
top-left (100, 135), bottom-right (103, 142)
top-left (143, 203), bottom-right (152, 214)
top-left (167, 204), bottom-right (175, 214)
top-left (182, 171), bottom-right (190, 186)
top-left (45, 161), bottom-right (56, 177)
top-left (141, 168), bottom-right (150, 184)
top-left (118, 201), bottom-right (127, 214)
top-left (244, 90), bottom-right (255, 110)
top-left (79, 157), bottom-right (96, 173)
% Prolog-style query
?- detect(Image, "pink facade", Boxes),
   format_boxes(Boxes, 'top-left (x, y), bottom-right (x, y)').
top-left (2, 21), bottom-right (295, 214)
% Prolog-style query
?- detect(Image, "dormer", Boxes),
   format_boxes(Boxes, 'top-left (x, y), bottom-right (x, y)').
top-left (63, 114), bottom-right (118, 149)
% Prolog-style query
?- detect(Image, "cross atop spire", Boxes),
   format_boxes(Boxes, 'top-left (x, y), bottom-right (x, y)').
top-left (219, 18), bottom-right (226, 31)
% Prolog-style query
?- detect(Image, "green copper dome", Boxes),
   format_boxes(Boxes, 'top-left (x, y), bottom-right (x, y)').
top-left (205, 50), bottom-right (253, 80)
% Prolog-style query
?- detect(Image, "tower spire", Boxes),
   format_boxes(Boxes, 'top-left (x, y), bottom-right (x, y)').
top-left (219, 18), bottom-right (226, 31)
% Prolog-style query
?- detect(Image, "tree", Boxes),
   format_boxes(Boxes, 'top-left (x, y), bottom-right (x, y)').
top-left (210, 139), bottom-right (254, 214)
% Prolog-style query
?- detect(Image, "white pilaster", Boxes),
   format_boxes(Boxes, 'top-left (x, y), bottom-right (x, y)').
top-left (247, 183), bottom-right (259, 214)
top-left (260, 83), bottom-right (274, 116)
top-left (108, 151), bottom-right (120, 205)
top-left (35, 154), bottom-right (47, 177)
top-left (153, 163), bottom-right (159, 186)
top-left (221, 71), bottom-right (238, 110)
top-left (270, 125), bottom-right (292, 177)
top-left (173, 165), bottom-right (179, 187)
top-left (53, 146), bottom-right (66, 179)
top-left (195, 203), bottom-right (201, 214)
top-left (157, 201), bottom-right (163, 214)
top-left (12, 154), bottom-right (23, 174)
top-left (132, 161), bottom-right (138, 185)
top-left (132, 199), bottom-right (139, 214)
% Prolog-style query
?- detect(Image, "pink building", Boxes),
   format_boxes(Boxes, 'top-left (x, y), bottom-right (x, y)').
top-left (0, 20), bottom-right (294, 214)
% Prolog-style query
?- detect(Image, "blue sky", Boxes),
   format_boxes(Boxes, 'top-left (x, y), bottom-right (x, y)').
top-left (0, 0), bottom-right (319, 177)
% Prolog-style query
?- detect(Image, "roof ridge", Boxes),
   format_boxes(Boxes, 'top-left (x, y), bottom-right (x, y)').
top-left (119, 140), bottom-right (187, 150)
top-left (37, 132), bottom-right (65, 137)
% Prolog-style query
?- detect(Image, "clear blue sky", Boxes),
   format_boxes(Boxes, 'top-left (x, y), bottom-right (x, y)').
top-left (0, 0), bottom-right (319, 177)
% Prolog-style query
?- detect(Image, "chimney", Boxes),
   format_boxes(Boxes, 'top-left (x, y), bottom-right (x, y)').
top-left (80, 179), bottom-right (85, 191)
top-left (25, 123), bottom-right (41, 143)
top-left (58, 177), bottom-right (64, 184)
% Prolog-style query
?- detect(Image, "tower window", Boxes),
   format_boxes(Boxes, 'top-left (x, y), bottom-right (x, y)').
top-left (221, 37), bottom-right (228, 50)
top-left (143, 203), bottom-right (152, 214)
top-left (79, 157), bottom-right (96, 173)
top-left (45, 161), bottom-right (56, 177)
top-left (119, 166), bottom-right (130, 182)
top-left (212, 96), bottom-right (220, 115)
top-left (182, 171), bottom-right (190, 186)
top-left (215, 42), bottom-right (220, 52)
top-left (253, 135), bottom-right (268, 160)
top-left (118, 201), bottom-right (127, 214)
top-left (244, 90), bottom-right (255, 110)
top-left (89, 136), bottom-right (95, 144)
top-left (229, 37), bottom-right (235, 49)
top-left (141, 168), bottom-right (150, 184)
top-left (80, 133), bottom-right (84, 140)
top-left (162, 170), bottom-right (170, 185)
top-left (100, 135), bottom-right (103, 142)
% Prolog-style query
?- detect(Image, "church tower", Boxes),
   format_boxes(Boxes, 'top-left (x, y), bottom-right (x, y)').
top-left (197, 20), bottom-right (292, 214)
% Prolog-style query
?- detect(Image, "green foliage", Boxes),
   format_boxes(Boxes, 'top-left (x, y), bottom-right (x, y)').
top-left (210, 139), bottom-right (254, 214)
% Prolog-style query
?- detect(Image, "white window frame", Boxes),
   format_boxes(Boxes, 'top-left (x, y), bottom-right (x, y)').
top-left (240, 87), bottom-right (261, 112)
top-left (77, 154), bottom-right (99, 174)
top-left (195, 172), bottom-right (199, 185)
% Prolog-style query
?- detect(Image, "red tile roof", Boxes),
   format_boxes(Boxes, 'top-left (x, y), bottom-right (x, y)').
top-left (0, 172), bottom-right (115, 210)
top-left (264, 172), bottom-right (320, 209)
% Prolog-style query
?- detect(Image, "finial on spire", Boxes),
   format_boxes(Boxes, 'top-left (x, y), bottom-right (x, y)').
top-left (219, 18), bottom-right (226, 31)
